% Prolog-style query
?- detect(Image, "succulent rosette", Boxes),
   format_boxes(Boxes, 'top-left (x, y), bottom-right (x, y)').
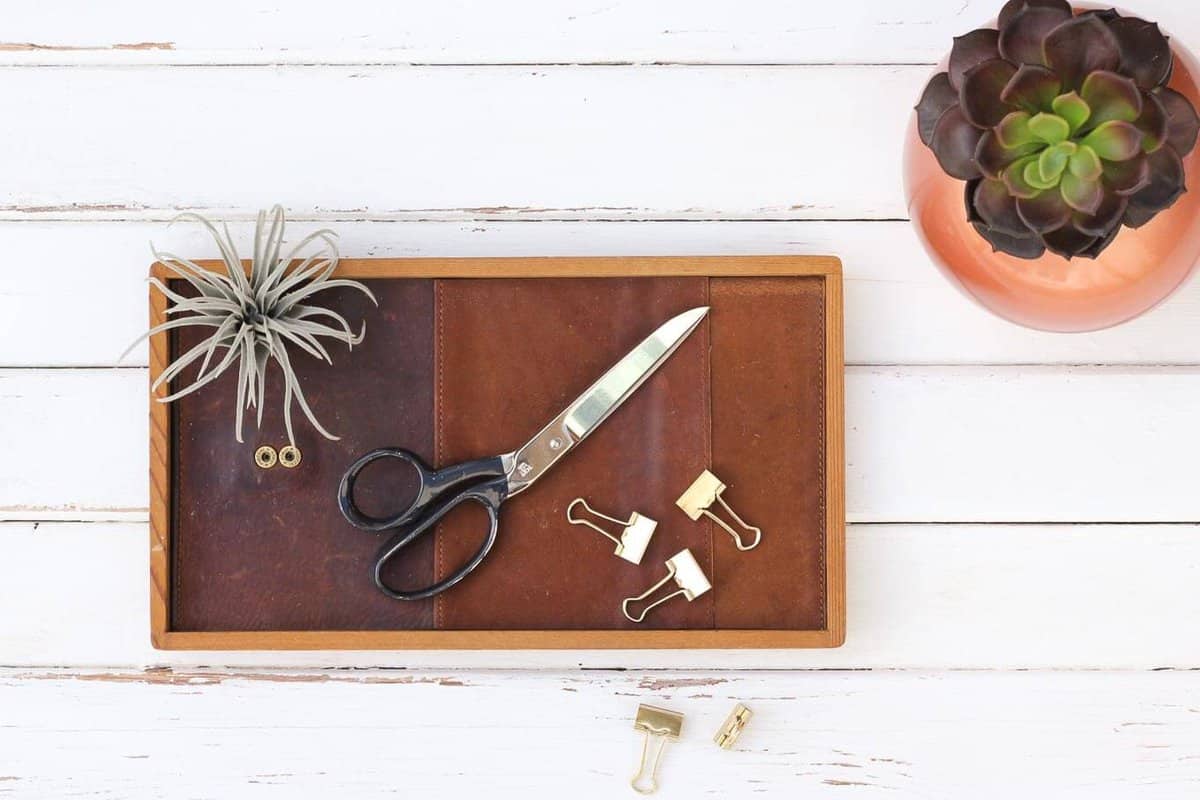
top-left (916, 0), bottom-right (1200, 259)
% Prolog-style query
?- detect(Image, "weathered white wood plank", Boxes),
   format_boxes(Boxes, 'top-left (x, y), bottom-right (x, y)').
top-left (1, 668), bottom-right (1197, 798)
top-left (3, 522), bottom-right (1197, 670)
top-left (1, 0), bottom-right (1195, 66)
top-left (4, 366), bottom-right (1200, 523)
top-left (0, 65), bottom-right (920, 221)
top-left (10, 220), bottom-right (1200, 369)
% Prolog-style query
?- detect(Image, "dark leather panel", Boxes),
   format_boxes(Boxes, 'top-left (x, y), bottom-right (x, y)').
top-left (171, 279), bottom-right (437, 631)
top-left (709, 277), bottom-right (826, 630)
top-left (432, 278), bottom-right (714, 630)
top-left (168, 272), bottom-right (830, 634)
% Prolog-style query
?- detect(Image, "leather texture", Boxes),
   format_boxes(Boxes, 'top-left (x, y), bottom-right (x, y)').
top-left (433, 277), bottom-right (714, 630)
top-left (170, 274), bottom-right (828, 633)
top-left (172, 279), bottom-right (436, 631)
top-left (710, 277), bottom-right (826, 630)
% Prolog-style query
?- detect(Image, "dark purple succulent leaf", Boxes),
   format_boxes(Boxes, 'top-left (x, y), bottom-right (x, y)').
top-left (1123, 202), bottom-right (1160, 228)
top-left (1158, 87), bottom-right (1200, 156)
top-left (965, 179), bottom-right (985, 224)
top-left (1127, 145), bottom-right (1187, 213)
top-left (1042, 225), bottom-right (1100, 258)
top-left (1001, 64), bottom-right (1063, 113)
top-left (1000, 5), bottom-right (1073, 66)
top-left (1059, 171), bottom-right (1104, 214)
top-left (1134, 90), bottom-right (1168, 153)
top-left (971, 221), bottom-right (1047, 259)
top-left (949, 28), bottom-right (1002, 90)
top-left (1072, 191), bottom-right (1128, 237)
top-left (931, 105), bottom-right (985, 179)
top-left (1102, 153), bottom-right (1151, 195)
top-left (1083, 120), bottom-right (1144, 161)
top-left (960, 59), bottom-right (1020, 127)
top-left (1003, 154), bottom-right (1044, 198)
top-left (999, 0), bottom-right (1072, 29)
top-left (1079, 224), bottom-right (1122, 257)
top-left (1079, 71), bottom-right (1143, 129)
top-left (973, 177), bottom-right (1031, 237)
top-left (1043, 15), bottom-right (1122, 90)
top-left (916, 72), bottom-right (960, 146)
top-left (1017, 187), bottom-right (1072, 232)
top-left (975, 130), bottom-right (1043, 179)
top-left (1076, 8), bottom-right (1121, 24)
top-left (1105, 16), bottom-right (1172, 89)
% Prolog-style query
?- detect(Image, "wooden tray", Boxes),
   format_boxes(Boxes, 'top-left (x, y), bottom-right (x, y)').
top-left (149, 256), bottom-right (844, 649)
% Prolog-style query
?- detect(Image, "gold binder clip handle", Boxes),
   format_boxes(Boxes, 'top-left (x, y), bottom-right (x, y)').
top-left (622, 549), bottom-right (712, 623)
top-left (632, 704), bottom-right (683, 794)
top-left (677, 470), bottom-right (762, 551)
top-left (566, 498), bottom-right (655, 565)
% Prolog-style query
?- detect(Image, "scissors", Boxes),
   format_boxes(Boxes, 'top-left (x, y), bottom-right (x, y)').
top-left (338, 306), bottom-right (709, 600)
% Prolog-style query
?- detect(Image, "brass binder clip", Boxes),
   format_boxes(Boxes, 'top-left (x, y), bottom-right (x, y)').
top-left (566, 498), bottom-right (656, 565)
top-left (622, 549), bottom-right (711, 623)
top-left (714, 703), bottom-right (752, 750)
top-left (631, 704), bottom-right (683, 794)
top-left (677, 470), bottom-right (762, 551)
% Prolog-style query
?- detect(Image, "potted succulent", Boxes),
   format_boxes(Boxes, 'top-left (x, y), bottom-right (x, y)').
top-left (904, 1), bottom-right (1200, 331)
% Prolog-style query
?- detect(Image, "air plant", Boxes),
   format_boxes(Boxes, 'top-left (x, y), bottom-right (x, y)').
top-left (123, 206), bottom-right (376, 445)
top-left (916, 0), bottom-right (1200, 259)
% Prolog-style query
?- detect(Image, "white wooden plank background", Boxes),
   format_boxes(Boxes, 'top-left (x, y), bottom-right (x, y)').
top-left (2, 1), bottom-right (1199, 797)
top-left (2, 670), bottom-right (1197, 799)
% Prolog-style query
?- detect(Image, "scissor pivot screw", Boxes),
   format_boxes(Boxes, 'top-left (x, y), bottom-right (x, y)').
top-left (549, 437), bottom-right (563, 451)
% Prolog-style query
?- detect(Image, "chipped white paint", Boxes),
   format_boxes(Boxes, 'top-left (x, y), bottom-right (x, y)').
top-left (1, 669), bottom-right (1197, 798)
top-left (0, 65), bottom-right (919, 220)
top-left (0, 0), bottom-right (1196, 65)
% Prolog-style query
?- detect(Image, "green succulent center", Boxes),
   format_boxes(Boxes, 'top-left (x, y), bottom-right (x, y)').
top-left (1002, 94), bottom-right (1111, 192)
top-left (994, 80), bottom-right (1145, 209)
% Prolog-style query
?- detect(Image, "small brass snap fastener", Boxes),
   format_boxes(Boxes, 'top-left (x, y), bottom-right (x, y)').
top-left (279, 445), bottom-right (302, 469)
top-left (254, 445), bottom-right (278, 469)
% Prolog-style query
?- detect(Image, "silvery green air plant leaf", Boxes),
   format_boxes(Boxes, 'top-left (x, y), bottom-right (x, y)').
top-left (122, 206), bottom-right (377, 445)
top-left (916, 1), bottom-right (1200, 259)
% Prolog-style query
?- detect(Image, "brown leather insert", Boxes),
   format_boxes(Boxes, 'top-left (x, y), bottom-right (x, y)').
top-left (171, 279), bottom-right (436, 631)
top-left (433, 278), bottom-right (714, 630)
top-left (169, 273), bottom-right (829, 633)
top-left (710, 277), bottom-right (826, 630)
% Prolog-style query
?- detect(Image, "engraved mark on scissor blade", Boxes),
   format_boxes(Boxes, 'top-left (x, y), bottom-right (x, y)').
top-left (504, 306), bottom-right (709, 495)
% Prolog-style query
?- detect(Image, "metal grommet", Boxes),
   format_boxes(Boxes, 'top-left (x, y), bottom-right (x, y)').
top-left (255, 445), bottom-right (278, 469)
top-left (279, 445), bottom-right (302, 469)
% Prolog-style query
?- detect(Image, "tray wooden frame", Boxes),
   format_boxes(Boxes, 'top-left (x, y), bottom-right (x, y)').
top-left (149, 256), bottom-right (845, 650)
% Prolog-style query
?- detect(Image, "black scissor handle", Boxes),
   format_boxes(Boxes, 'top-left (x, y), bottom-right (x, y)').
top-left (373, 475), bottom-right (509, 601)
top-left (337, 448), bottom-right (507, 532)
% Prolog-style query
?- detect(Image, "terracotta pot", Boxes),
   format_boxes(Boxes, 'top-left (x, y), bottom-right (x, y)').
top-left (904, 33), bottom-right (1200, 332)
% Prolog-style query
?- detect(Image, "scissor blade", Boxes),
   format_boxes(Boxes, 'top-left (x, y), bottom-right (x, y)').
top-left (564, 306), bottom-right (709, 440)
top-left (506, 306), bottom-right (709, 494)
